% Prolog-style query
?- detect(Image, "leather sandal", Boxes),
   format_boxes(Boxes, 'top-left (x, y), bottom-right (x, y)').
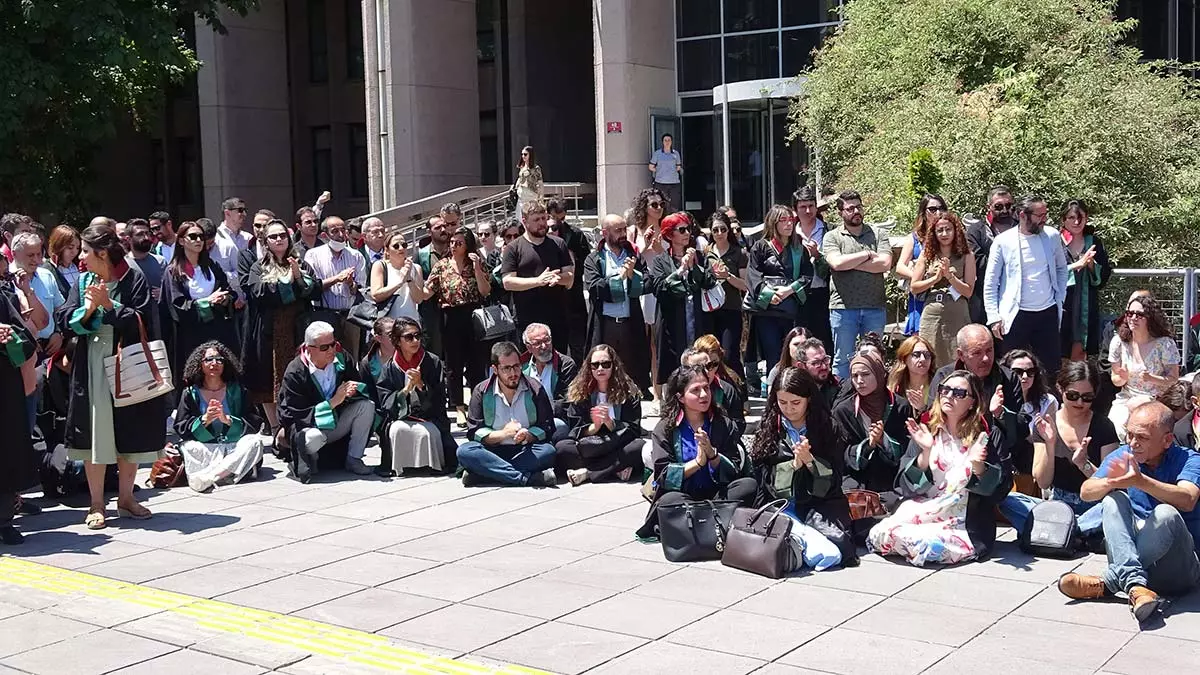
top-left (117, 503), bottom-right (152, 520)
top-left (85, 510), bottom-right (106, 530)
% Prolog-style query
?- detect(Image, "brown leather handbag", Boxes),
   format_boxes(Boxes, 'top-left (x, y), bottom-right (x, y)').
top-left (721, 499), bottom-right (793, 579)
top-left (845, 489), bottom-right (887, 521)
top-left (148, 453), bottom-right (186, 489)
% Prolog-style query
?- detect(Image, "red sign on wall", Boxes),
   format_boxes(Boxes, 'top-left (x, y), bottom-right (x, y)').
top-left (606, 121), bottom-right (623, 134)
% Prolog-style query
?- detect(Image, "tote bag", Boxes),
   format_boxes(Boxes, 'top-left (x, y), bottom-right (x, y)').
top-left (103, 312), bottom-right (173, 407)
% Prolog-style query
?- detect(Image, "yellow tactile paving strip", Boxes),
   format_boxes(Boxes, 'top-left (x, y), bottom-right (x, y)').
top-left (0, 557), bottom-right (552, 674)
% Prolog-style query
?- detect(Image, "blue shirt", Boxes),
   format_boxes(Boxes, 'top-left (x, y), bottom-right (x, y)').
top-left (30, 267), bottom-right (65, 339)
top-left (601, 247), bottom-right (630, 319)
top-left (679, 419), bottom-right (715, 492)
top-left (1096, 444), bottom-right (1200, 553)
top-left (650, 149), bottom-right (682, 184)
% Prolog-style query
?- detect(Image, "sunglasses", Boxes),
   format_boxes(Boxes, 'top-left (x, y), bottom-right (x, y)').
top-left (589, 360), bottom-right (613, 370)
top-left (312, 341), bottom-right (338, 352)
top-left (673, 226), bottom-right (691, 234)
top-left (149, 225), bottom-right (162, 233)
top-left (648, 201), bottom-right (664, 209)
top-left (389, 242), bottom-right (405, 250)
top-left (1125, 310), bottom-right (1147, 319)
top-left (938, 384), bottom-right (972, 400)
top-left (926, 205), bottom-right (948, 214)
top-left (184, 233), bottom-right (204, 242)
top-left (202, 356), bottom-right (223, 364)
top-left (1064, 390), bottom-right (1096, 403)
top-left (992, 203), bottom-right (1013, 213)
top-left (266, 233), bottom-right (288, 241)
top-left (910, 351), bottom-right (932, 361)
top-left (1010, 366), bottom-right (1038, 378)
top-left (398, 332), bottom-right (421, 342)
top-left (502, 232), bottom-right (520, 241)
top-left (703, 362), bottom-right (719, 371)
top-left (450, 240), bottom-right (466, 248)
top-left (711, 227), bottom-right (729, 234)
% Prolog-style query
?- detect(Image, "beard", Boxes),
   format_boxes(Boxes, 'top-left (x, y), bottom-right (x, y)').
top-left (992, 213), bottom-right (1015, 229)
top-left (534, 349), bottom-right (554, 364)
top-left (132, 240), bottom-right (153, 254)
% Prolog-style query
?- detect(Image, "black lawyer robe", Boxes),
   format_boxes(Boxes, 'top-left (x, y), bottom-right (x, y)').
top-left (0, 291), bottom-right (37, 495)
top-left (277, 352), bottom-right (375, 467)
top-left (242, 259), bottom-right (322, 395)
top-left (162, 263), bottom-right (238, 383)
top-left (375, 352), bottom-right (457, 471)
top-left (582, 244), bottom-right (648, 382)
top-left (647, 251), bottom-right (718, 385)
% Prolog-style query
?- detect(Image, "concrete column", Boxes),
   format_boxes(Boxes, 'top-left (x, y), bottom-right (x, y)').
top-left (195, 0), bottom-right (293, 218)
top-left (365, 0), bottom-right (481, 210)
top-left (593, 0), bottom-right (675, 217)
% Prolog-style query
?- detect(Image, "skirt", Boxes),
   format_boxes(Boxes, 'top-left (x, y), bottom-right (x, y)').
top-left (918, 297), bottom-right (970, 368)
top-left (388, 420), bottom-right (444, 472)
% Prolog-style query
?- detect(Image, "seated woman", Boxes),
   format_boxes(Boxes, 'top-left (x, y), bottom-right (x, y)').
top-left (634, 364), bottom-right (756, 540)
top-left (765, 326), bottom-right (811, 398)
top-left (360, 317), bottom-right (397, 386)
top-left (1001, 349), bottom-right (1059, 494)
top-left (555, 344), bottom-right (645, 486)
top-left (1108, 295), bottom-right (1180, 441)
top-left (174, 341), bottom-right (265, 492)
top-left (683, 342), bottom-right (746, 437)
top-left (889, 335), bottom-right (935, 414)
top-left (750, 367), bottom-right (857, 569)
top-left (833, 353), bottom-right (913, 494)
top-left (376, 317), bottom-right (457, 475)
top-left (869, 370), bottom-right (1012, 566)
top-left (998, 360), bottom-right (1119, 533)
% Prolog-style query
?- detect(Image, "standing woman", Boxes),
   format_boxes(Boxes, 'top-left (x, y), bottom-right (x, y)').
top-left (648, 212), bottom-right (717, 389)
top-left (889, 335), bottom-right (935, 414)
top-left (0, 291), bottom-right (36, 544)
top-left (555, 344), bottom-right (645, 486)
top-left (513, 145), bottom-right (543, 216)
top-left (746, 205), bottom-right (824, 378)
top-left (895, 194), bottom-right (948, 335)
top-left (1059, 200), bottom-right (1112, 361)
top-left (376, 317), bottom-right (457, 475)
top-left (703, 210), bottom-right (749, 378)
top-left (629, 188), bottom-right (667, 403)
top-left (45, 225), bottom-right (82, 299)
top-left (911, 212), bottom-right (974, 367)
top-left (424, 227), bottom-right (491, 424)
top-left (833, 353), bottom-right (913, 493)
top-left (163, 221), bottom-right (238, 380)
top-left (243, 219), bottom-right (322, 439)
top-left (56, 222), bottom-right (164, 529)
top-left (369, 229), bottom-right (427, 324)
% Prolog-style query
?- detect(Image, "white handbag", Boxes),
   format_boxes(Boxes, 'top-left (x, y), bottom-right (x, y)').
top-left (103, 313), bottom-right (173, 407)
top-left (701, 283), bottom-right (726, 312)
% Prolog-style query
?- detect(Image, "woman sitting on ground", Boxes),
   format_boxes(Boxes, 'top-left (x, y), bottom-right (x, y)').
top-left (889, 335), bottom-right (935, 415)
top-left (688, 336), bottom-right (746, 435)
top-left (868, 370), bottom-right (1012, 566)
top-left (635, 364), bottom-right (756, 540)
top-left (833, 353), bottom-right (913, 493)
top-left (360, 317), bottom-right (397, 385)
top-left (555, 344), bottom-right (645, 486)
top-left (376, 317), bottom-right (457, 476)
top-left (751, 367), bottom-right (858, 568)
top-left (174, 341), bottom-right (264, 492)
top-left (1001, 349), bottom-right (1059, 482)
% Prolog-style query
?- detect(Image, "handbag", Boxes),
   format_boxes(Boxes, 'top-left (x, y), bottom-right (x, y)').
top-left (347, 294), bottom-right (396, 330)
top-left (471, 303), bottom-right (516, 341)
top-left (147, 450), bottom-right (186, 489)
top-left (721, 499), bottom-right (793, 578)
top-left (1018, 500), bottom-right (1080, 558)
top-left (701, 283), bottom-right (726, 312)
top-left (657, 499), bottom-right (739, 562)
top-left (845, 488), bottom-right (887, 520)
top-left (103, 312), bottom-right (173, 408)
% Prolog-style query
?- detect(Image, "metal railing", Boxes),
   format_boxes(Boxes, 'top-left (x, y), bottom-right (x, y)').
top-left (1103, 268), bottom-right (1196, 366)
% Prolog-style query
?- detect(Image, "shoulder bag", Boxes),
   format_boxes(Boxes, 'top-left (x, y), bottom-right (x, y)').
top-left (721, 499), bottom-right (794, 578)
top-left (104, 312), bottom-right (173, 408)
top-left (348, 294), bottom-right (396, 330)
top-left (657, 498), bottom-right (739, 562)
top-left (472, 303), bottom-right (516, 341)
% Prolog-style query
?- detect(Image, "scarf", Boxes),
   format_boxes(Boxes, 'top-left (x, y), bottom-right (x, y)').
top-left (851, 353), bottom-right (889, 424)
top-left (395, 346), bottom-right (425, 372)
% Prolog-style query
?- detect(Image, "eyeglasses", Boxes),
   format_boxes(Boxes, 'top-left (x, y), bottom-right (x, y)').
top-left (312, 341), bottom-right (338, 352)
top-left (910, 351), bottom-right (932, 361)
top-left (1064, 390), bottom-right (1096, 402)
top-left (1011, 366), bottom-right (1038, 378)
top-left (496, 363), bottom-right (521, 373)
top-left (926, 205), bottom-right (948, 214)
top-left (1125, 310), bottom-right (1147, 319)
top-left (589, 360), bottom-right (613, 370)
top-left (647, 201), bottom-right (664, 209)
top-left (184, 233), bottom-right (204, 242)
top-left (398, 332), bottom-right (421, 342)
top-left (266, 233), bottom-right (288, 241)
top-left (232, 207), bottom-right (246, 214)
top-left (807, 356), bottom-right (832, 366)
top-left (938, 384), bottom-right (972, 400)
top-left (778, 217), bottom-right (797, 224)
top-left (202, 356), bottom-right (223, 364)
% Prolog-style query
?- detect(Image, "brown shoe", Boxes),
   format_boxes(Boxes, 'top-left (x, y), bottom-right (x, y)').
top-left (1129, 585), bottom-right (1163, 623)
top-left (1058, 573), bottom-right (1107, 600)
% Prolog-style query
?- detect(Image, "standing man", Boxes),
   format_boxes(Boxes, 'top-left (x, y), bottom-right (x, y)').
top-left (983, 193), bottom-right (1069, 374)
top-left (124, 220), bottom-right (166, 340)
top-left (294, 206), bottom-right (324, 258)
top-left (237, 210), bottom-right (275, 324)
top-left (583, 214), bottom-right (649, 390)
top-left (793, 186), bottom-right (832, 350)
top-left (966, 186), bottom-right (1017, 325)
top-left (648, 133), bottom-right (683, 211)
top-left (217, 197), bottom-right (254, 253)
top-left (548, 199), bottom-right (590, 364)
top-left (149, 211), bottom-right (177, 262)
top-left (439, 203), bottom-right (462, 234)
top-left (358, 217), bottom-right (387, 267)
top-left (502, 202), bottom-right (574, 355)
top-left (304, 216), bottom-right (369, 360)
top-left (821, 190), bottom-right (893, 380)
top-left (115, 222), bottom-right (131, 253)
top-left (0, 213), bottom-right (34, 263)
top-left (417, 215), bottom-right (450, 357)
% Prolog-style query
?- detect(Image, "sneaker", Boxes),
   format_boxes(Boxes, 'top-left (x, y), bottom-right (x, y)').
top-left (1057, 573), bottom-right (1107, 600)
top-left (462, 470), bottom-right (484, 487)
top-left (455, 406), bottom-right (468, 429)
top-left (345, 457), bottom-right (373, 476)
top-left (0, 526), bottom-right (24, 545)
top-left (526, 468), bottom-right (557, 488)
top-left (1129, 585), bottom-right (1163, 623)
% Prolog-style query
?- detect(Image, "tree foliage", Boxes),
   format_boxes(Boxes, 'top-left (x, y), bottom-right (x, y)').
top-left (906, 148), bottom-right (943, 200)
top-left (0, 0), bottom-right (257, 218)
top-left (789, 0), bottom-right (1200, 267)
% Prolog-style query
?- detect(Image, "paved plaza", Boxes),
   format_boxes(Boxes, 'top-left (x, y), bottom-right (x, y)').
top-left (0, 404), bottom-right (1198, 675)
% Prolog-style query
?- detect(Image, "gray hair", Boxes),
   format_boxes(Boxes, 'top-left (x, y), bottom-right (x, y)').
top-left (522, 322), bottom-right (552, 344)
top-left (956, 324), bottom-right (991, 350)
top-left (11, 232), bottom-right (42, 253)
top-left (304, 321), bottom-right (335, 346)
top-left (362, 216), bottom-right (384, 231)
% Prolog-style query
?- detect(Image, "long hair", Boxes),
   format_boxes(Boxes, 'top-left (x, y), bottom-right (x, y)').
top-left (750, 367), bottom-right (838, 463)
top-left (631, 187), bottom-right (667, 231)
top-left (1117, 295), bottom-right (1173, 342)
top-left (660, 365), bottom-right (712, 435)
top-left (1001, 348), bottom-right (1050, 406)
top-left (705, 210), bottom-right (739, 255)
top-left (260, 219), bottom-right (299, 282)
top-left (693, 334), bottom-right (743, 389)
top-left (777, 326), bottom-right (812, 370)
top-left (517, 145), bottom-right (537, 171)
top-left (926, 369), bottom-right (985, 440)
top-left (169, 221), bottom-right (217, 281)
top-left (182, 340), bottom-right (242, 386)
top-left (888, 335), bottom-right (935, 393)
top-left (762, 204), bottom-right (798, 247)
top-left (919, 212), bottom-right (969, 261)
top-left (565, 344), bottom-right (639, 406)
top-left (912, 193), bottom-right (947, 240)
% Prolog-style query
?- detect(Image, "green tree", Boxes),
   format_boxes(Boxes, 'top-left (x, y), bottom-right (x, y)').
top-left (789, 0), bottom-right (1200, 266)
top-left (0, 0), bottom-right (258, 219)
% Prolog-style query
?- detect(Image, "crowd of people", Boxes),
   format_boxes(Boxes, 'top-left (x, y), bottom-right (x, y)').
top-left (0, 175), bottom-right (1196, 628)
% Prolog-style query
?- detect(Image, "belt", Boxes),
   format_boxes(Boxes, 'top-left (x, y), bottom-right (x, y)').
top-left (603, 315), bottom-right (629, 324)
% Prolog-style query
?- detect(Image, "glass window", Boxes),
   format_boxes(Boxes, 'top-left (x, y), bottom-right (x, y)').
top-left (681, 115), bottom-right (717, 217)
top-left (308, 0), bottom-right (328, 83)
top-left (782, 27), bottom-right (828, 74)
top-left (1117, 0), bottom-right (1170, 60)
top-left (176, 137), bottom-right (200, 206)
top-left (678, 38), bottom-right (721, 93)
top-left (677, 0), bottom-right (720, 38)
top-left (346, 0), bottom-right (364, 79)
top-left (680, 95), bottom-right (714, 113)
top-left (773, 110), bottom-right (812, 202)
top-left (312, 126), bottom-right (333, 196)
top-left (151, 140), bottom-right (165, 207)
top-left (783, 0), bottom-right (841, 27)
top-left (349, 124), bottom-right (368, 198)
top-left (724, 0), bottom-right (778, 33)
top-left (725, 32), bottom-right (779, 82)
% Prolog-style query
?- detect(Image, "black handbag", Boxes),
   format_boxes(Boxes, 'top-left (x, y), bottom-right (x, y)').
top-left (347, 294), bottom-right (396, 330)
top-left (471, 303), bottom-right (516, 341)
top-left (721, 499), bottom-right (793, 578)
top-left (1019, 500), bottom-right (1080, 558)
top-left (574, 425), bottom-right (640, 460)
top-left (657, 499), bottom-right (739, 562)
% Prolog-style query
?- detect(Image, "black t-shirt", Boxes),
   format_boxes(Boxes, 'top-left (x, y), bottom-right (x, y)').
top-left (1033, 413), bottom-right (1120, 495)
top-left (501, 234), bottom-right (571, 323)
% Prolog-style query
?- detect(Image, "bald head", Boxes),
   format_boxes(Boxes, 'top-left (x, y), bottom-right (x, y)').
top-left (955, 324), bottom-right (994, 377)
top-left (601, 213), bottom-right (628, 249)
top-left (1126, 401), bottom-right (1176, 463)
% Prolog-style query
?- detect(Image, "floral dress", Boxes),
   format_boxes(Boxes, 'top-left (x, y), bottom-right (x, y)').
top-left (867, 429), bottom-right (976, 566)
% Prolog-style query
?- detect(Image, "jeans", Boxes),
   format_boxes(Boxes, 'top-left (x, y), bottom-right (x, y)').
top-left (1100, 491), bottom-right (1200, 595)
top-left (829, 307), bottom-right (886, 380)
top-left (755, 315), bottom-right (793, 379)
top-left (999, 488), bottom-right (1102, 534)
top-left (552, 418), bottom-right (569, 443)
top-left (456, 441), bottom-right (556, 486)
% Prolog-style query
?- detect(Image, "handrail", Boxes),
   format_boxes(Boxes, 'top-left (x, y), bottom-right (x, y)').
top-left (362, 183), bottom-right (597, 239)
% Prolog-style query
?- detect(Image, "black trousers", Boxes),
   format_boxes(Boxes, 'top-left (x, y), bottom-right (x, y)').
top-left (566, 299), bottom-right (588, 365)
top-left (653, 181), bottom-right (683, 212)
top-left (599, 315), bottom-right (649, 390)
top-left (0, 492), bottom-right (13, 528)
top-left (555, 436), bottom-right (644, 483)
top-left (709, 308), bottom-right (744, 378)
top-left (797, 286), bottom-right (833, 353)
top-left (1003, 305), bottom-right (1062, 378)
top-left (443, 305), bottom-right (484, 407)
top-left (635, 476), bottom-right (758, 539)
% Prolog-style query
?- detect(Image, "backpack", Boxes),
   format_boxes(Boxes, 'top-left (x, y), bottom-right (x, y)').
top-left (1018, 500), bottom-right (1080, 558)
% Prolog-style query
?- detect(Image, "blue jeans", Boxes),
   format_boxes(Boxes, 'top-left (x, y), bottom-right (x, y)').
top-left (755, 315), bottom-right (794, 380)
top-left (829, 308), bottom-right (886, 380)
top-left (999, 488), bottom-right (1102, 534)
top-left (552, 418), bottom-right (569, 443)
top-left (1100, 491), bottom-right (1200, 595)
top-left (456, 441), bottom-right (556, 486)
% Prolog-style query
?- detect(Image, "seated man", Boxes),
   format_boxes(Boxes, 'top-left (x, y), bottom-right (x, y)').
top-left (1058, 402), bottom-right (1200, 623)
top-left (279, 321), bottom-right (377, 482)
top-left (521, 322), bottom-right (578, 442)
top-left (458, 341), bottom-right (557, 487)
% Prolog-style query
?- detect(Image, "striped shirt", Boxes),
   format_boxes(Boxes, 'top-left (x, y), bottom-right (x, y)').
top-left (304, 244), bottom-right (367, 310)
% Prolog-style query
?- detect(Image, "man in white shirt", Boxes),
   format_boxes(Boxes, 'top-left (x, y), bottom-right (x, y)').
top-left (149, 210), bottom-right (177, 263)
top-left (304, 216), bottom-right (368, 360)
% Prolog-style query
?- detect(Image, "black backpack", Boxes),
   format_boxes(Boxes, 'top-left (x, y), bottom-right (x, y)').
top-left (1018, 500), bottom-right (1080, 558)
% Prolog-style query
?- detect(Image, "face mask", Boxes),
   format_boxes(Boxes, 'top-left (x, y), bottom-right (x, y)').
top-left (327, 240), bottom-right (346, 252)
